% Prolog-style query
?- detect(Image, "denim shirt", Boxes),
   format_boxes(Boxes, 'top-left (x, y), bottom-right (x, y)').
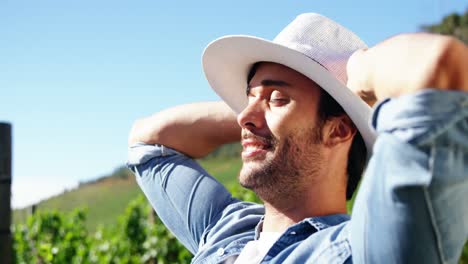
top-left (128, 90), bottom-right (468, 264)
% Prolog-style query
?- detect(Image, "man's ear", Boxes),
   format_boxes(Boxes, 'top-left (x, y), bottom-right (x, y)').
top-left (322, 115), bottom-right (356, 147)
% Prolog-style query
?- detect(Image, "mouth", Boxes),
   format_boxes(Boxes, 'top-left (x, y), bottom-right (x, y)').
top-left (241, 139), bottom-right (273, 160)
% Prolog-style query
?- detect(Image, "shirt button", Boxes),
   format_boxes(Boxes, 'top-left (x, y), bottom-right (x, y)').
top-left (217, 248), bottom-right (225, 256)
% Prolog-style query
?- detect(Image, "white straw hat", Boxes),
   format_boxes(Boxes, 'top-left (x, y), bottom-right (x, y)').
top-left (202, 13), bottom-right (376, 152)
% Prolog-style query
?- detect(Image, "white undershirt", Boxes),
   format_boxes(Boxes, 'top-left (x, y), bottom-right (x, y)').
top-left (234, 232), bottom-right (282, 264)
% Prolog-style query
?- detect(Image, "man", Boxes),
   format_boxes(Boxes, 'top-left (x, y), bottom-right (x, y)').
top-left (128, 13), bottom-right (468, 263)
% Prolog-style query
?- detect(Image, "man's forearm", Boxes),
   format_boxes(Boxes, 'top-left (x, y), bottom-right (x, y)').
top-left (128, 101), bottom-right (241, 158)
top-left (347, 33), bottom-right (468, 105)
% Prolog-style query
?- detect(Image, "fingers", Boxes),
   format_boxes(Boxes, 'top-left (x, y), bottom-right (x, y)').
top-left (356, 90), bottom-right (377, 107)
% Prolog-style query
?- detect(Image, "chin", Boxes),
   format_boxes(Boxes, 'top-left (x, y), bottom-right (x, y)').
top-left (238, 163), bottom-right (257, 188)
top-left (238, 155), bottom-right (274, 189)
top-left (238, 163), bottom-right (254, 186)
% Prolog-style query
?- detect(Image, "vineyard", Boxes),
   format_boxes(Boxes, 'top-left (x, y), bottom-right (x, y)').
top-left (13, 184), bottom-right (259, 264)
top-left (12, 181), bottom-right (468, 263)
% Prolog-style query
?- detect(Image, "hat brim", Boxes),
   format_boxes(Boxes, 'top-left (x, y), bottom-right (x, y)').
top-left (202, 35), bottom-right (375, 152)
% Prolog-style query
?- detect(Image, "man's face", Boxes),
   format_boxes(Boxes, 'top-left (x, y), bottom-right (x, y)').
top-left (237, 62), bottom-right (325, 204)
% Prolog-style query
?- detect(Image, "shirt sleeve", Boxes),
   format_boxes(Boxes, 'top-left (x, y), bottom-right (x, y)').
top-left (127, 143), bottom-right (237, 254)
top-left (349, 89), bottom-right (468, 264)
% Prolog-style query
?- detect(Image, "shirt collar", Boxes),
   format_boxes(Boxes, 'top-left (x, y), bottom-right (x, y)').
top-left (254, 213), bottom-right (350, 239)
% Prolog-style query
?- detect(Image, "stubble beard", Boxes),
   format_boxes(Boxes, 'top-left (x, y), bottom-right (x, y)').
top-left (239, 126), bottom-right (323, 209)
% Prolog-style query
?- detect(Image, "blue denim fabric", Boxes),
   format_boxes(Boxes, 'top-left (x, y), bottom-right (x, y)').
top-left (128, 90), bottom-right (468, 263)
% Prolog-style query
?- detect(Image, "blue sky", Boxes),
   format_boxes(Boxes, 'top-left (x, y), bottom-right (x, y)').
top-left (1, 0), bottom-right (466, 208)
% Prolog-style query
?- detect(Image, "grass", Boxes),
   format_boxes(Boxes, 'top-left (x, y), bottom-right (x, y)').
top-left (13, 173), bottom-right (141, 231)
top-left (13, 156), bottom-right (244, 232)
top-left (199, 157), bottom-right (242, 184)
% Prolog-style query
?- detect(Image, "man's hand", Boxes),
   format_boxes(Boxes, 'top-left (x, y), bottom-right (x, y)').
top-left (347, 33), bottom-right (468, 106)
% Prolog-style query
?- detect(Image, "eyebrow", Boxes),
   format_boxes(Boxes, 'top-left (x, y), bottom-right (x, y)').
top-left (246, 79), bottom-right (291, 96)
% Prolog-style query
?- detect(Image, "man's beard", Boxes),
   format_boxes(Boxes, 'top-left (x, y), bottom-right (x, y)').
top-left (239, 125), bottom-right (323, 209)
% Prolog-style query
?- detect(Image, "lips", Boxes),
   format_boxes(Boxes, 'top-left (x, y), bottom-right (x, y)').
top-left (241, 137), bottom-right (273, 159)
top-left (242, 139), bottom-right (270, 150)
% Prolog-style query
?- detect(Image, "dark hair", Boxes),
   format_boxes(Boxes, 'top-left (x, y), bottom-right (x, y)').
top-left (247, 62), bottom-right (367, 200)
top-left (317, 89), bottom-right (367, 200)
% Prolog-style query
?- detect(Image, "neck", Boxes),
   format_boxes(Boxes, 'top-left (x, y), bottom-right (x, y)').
top-left (250, 146), bottom-right (350, 233)
top-left (261, 174), bottom-right (347, 233)
top-left (262, 198), bottom-right (346, 233)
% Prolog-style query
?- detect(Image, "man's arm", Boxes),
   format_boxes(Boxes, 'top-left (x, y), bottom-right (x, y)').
top-left (347, 33), bottom-right (468, 263)
top-left (128, 101), bottom-right (241, 158)
top-left (127, 102), bottom-right (242, 253)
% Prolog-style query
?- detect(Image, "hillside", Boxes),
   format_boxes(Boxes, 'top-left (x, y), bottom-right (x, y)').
top-left (13, 168), bottom-right (141, 231)
top-left (13, 143), bottom-right (244, 231)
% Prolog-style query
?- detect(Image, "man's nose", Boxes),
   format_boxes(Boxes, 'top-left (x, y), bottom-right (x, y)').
top-left (237, 100), bottom-right (265, 130)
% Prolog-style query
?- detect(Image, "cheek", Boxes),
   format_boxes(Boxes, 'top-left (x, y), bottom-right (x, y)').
top-left (266, 110), bottom-right (320, 143)
top-left (264, 99), bottom-right (319, 137)
top-left (265, 110), bottom-right (299, 140)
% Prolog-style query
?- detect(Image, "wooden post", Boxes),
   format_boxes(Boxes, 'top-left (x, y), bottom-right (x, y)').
top-left (0, 123), bottom-right (12, 264)
top-left (31, 204), bottom-right (37, 215)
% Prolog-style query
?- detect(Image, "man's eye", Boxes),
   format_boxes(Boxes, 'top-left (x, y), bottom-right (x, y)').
top-left (269, 90), bottom-right (289, 105)
top-left (270, 98), bottom-right (285, 102)
top-left (269, 98), bottom-right (289, 105)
